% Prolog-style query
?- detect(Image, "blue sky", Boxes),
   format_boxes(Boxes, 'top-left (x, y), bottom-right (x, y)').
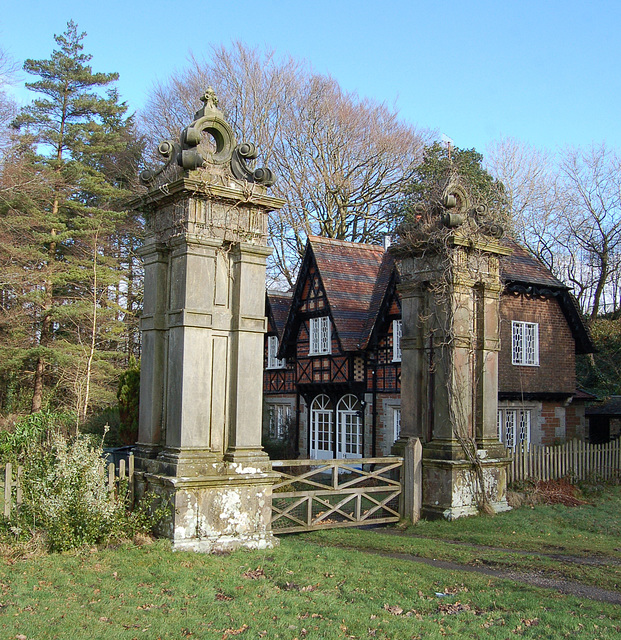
top-left (1, 1), bottom-right (619, 153)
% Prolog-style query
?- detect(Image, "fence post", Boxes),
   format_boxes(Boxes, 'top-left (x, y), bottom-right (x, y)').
top-left (401, 437), bottom-right (422, 524)
top-left (16, 466), bottom-right (22, 512)
top-left (3, 463), bottom-right (11, 518)
top-left (128, 454), bottom-right (135, 508)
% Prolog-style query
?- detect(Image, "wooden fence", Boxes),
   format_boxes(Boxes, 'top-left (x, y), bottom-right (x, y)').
top-left (271, 457), bottom-right (403, 534)
top-left (1, 455), bottom-right (135, 519)
top-left (509, 439), bottom-right (621, 483)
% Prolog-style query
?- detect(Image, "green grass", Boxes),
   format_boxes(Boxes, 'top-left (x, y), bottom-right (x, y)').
top-left (405, 484), bottom-right (621, 557)
top-left (0, 486), bottom-right (620, 639)
top-left (1, 537), bottom-right (620, 639)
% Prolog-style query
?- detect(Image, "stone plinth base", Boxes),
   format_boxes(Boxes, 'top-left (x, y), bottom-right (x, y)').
top-left (421, 452), bottom-right (511, 520)
top-left (134, 463), bottom-right (279, 553)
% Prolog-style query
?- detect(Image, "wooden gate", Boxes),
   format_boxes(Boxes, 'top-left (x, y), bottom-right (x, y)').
top-left (270, 456), bottom-right (403, 534)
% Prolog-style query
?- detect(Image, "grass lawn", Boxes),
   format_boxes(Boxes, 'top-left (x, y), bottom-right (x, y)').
top-left (0, 486), bottom-right (619, 639)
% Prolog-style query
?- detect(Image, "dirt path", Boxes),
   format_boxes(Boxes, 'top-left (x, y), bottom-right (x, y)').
top-left (318, 534), bottom-right (621, 605)
top-left (377, 529), bottom-right (621, 567)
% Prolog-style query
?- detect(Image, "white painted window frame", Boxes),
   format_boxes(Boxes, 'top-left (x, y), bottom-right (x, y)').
top-left (512, 321), bottom-right (539, 366)
top-left (309, 316), bottom-right (331, 355)
top-left (310, 394), bottom-right (333, 459)
top-left (336, 394), bottom-right (363, 458)
top-left (393, 407), bottom-right (402, 442)
top-left (268, 403), bottom-right (291, 439)
top-left (392, 319), bottom-right (402, 362)
top-left (266, 335), bottom-right (286, 369)
top-left (497, 407), bottom-right (531, 449)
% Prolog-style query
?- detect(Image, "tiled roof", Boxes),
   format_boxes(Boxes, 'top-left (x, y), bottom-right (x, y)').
top-left (585, 396), bottom-right (621, 416)
top-left (361, 251), bottom-right (397, 349)
top-left (266, 290), bottom-right (292, 339)
top-left (499, 238), bottom-right (593, 354)
top-left (308, 236), bottom-right (386, 351)
top-left (500, 238), bottom-right (567, 289)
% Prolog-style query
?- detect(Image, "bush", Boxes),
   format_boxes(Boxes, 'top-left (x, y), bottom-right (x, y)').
top-left (117, 357), bottom-right (140, 445)
top-left (4, 429), bottom-right (164, 552)
top-left (0, 410), bottom-right (75, 463)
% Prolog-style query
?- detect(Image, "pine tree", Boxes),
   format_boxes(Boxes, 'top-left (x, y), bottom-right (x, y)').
top-left (2, 21), bottom-right (143, 420)
top-left (401, 142), bottom-right (508, 225)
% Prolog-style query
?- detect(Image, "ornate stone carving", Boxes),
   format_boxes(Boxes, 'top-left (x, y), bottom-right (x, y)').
top-left (140, 86), bottom-right (275, 187)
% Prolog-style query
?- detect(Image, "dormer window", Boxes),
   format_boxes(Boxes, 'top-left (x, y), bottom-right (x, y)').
top-left (512, 321), bottom-right (539, 366)
top-left (267, 335), bottom-right (286, 369)
top-left (309, 316), bottom-right (331, 355)
top-left (392, 320), bottom-right (402, 362)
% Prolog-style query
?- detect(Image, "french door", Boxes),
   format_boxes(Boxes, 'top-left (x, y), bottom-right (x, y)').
top-left (310, 394), bottom-right (333, 459)
top-left (336, 394), bottom-right (362, 459)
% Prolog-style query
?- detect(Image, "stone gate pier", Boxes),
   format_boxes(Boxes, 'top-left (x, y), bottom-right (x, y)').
top-left (130, 89), bottom-right (284, 551)
top-left (393, 180), bottom-right (512, 519)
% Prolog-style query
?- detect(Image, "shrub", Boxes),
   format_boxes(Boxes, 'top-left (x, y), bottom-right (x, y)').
top-left (0, 410), bottom-right (75, 463)
top-left (117, 357), bottom-right (140, 445)
top-left (4, 429), bottom-right (164, 552)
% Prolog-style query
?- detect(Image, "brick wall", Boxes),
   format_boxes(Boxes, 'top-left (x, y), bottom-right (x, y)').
top-left (499, 293), bottom-right (575, 395)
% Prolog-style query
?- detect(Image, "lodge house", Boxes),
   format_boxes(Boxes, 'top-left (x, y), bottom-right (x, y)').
top-left (263, 236), bottom-right (594, 460)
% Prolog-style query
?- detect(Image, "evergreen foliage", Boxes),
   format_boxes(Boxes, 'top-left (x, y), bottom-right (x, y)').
top-left (117, 355), bottom-right (139, 445)
top-left (0, 22), bottom-right (144, 420)
top-left (400, 142), bottom-right (509, 227)
top-left (577, 316), bottom-right (621, 397)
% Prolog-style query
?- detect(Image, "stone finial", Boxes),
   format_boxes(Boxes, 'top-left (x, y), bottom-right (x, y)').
top-left (201, 86), bottom-right (219, 110)
top-left (140, 90), bottom-right (276, 187)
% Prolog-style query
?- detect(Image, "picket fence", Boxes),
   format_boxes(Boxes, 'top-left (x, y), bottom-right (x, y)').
top-left (0, 454), bottom-right (135, 519)
top-left (508, 439), bottom-right (621, 483)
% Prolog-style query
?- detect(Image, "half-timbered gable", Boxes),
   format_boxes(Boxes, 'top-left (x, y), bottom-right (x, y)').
top-left (363, 253), bottom-right (402, 396)
top-left (275, 237), bottom-right (387, 458)
top-left (264, 291), bottom-right (295, 395)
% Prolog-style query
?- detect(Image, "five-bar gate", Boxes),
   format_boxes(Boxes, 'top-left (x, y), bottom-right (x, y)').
top-left (270, 456), bottom-right (403, 534)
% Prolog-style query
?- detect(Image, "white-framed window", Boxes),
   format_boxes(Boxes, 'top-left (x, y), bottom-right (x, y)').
top-left (266, 335), bottom-right (286, 369)
top-left (392, 320), bottom-right (402, 362)
top-left (309, 316), bottom-right (331, 355)
top-left (268, 403), bottom-right (291, 439)
top-left (498, 408), bottom-right (531, 449)
top-left (512, 321), bottom-right (539, 366)
top-left (393, 408), bottom-right (402, 442)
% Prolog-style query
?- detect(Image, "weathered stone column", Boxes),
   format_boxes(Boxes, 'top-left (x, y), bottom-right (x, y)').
top-left (130, 88), bottom-right (284, 551)
top-left (135, 240), bottom-right (168, 461)
top-left (393, 184), bottom-right (511, 519)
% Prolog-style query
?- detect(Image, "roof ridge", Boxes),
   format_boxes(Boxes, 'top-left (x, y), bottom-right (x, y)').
top-left (308, 235), bottom-right (385, 252)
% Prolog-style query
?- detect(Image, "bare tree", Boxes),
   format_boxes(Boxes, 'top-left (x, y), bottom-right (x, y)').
top-left (485, 137), bottom-right (562, 269)
top-left (0, 47), bottom-right (18, 149)
top-left (487, 138), bottom-right (621, 317)
top-left (560, 144), bottom-right (621, 318)
top-left (142, 43), bottom-right (431, 286)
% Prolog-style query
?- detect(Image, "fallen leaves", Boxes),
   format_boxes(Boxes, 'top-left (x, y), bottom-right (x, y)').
top-left (437, 601), bottom-right (473, 615)
top-left (383, 604), bottom-right (404, 615)
top-left (221, 623), bottom-right (248, 639)
top-left (242, 568), bottom-right (265, 580)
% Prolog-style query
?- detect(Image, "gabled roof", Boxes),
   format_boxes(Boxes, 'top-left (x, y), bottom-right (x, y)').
top-left (362, 251), bottom-right (398, 349)
top-left (309, 237), bottom-right (386, 351)
top-left (278, 237), bottom-right (388, 355)
top-left (500, 238), bottom-right (567, 289)
top-left (266, 290), bottom-right (292, 339)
